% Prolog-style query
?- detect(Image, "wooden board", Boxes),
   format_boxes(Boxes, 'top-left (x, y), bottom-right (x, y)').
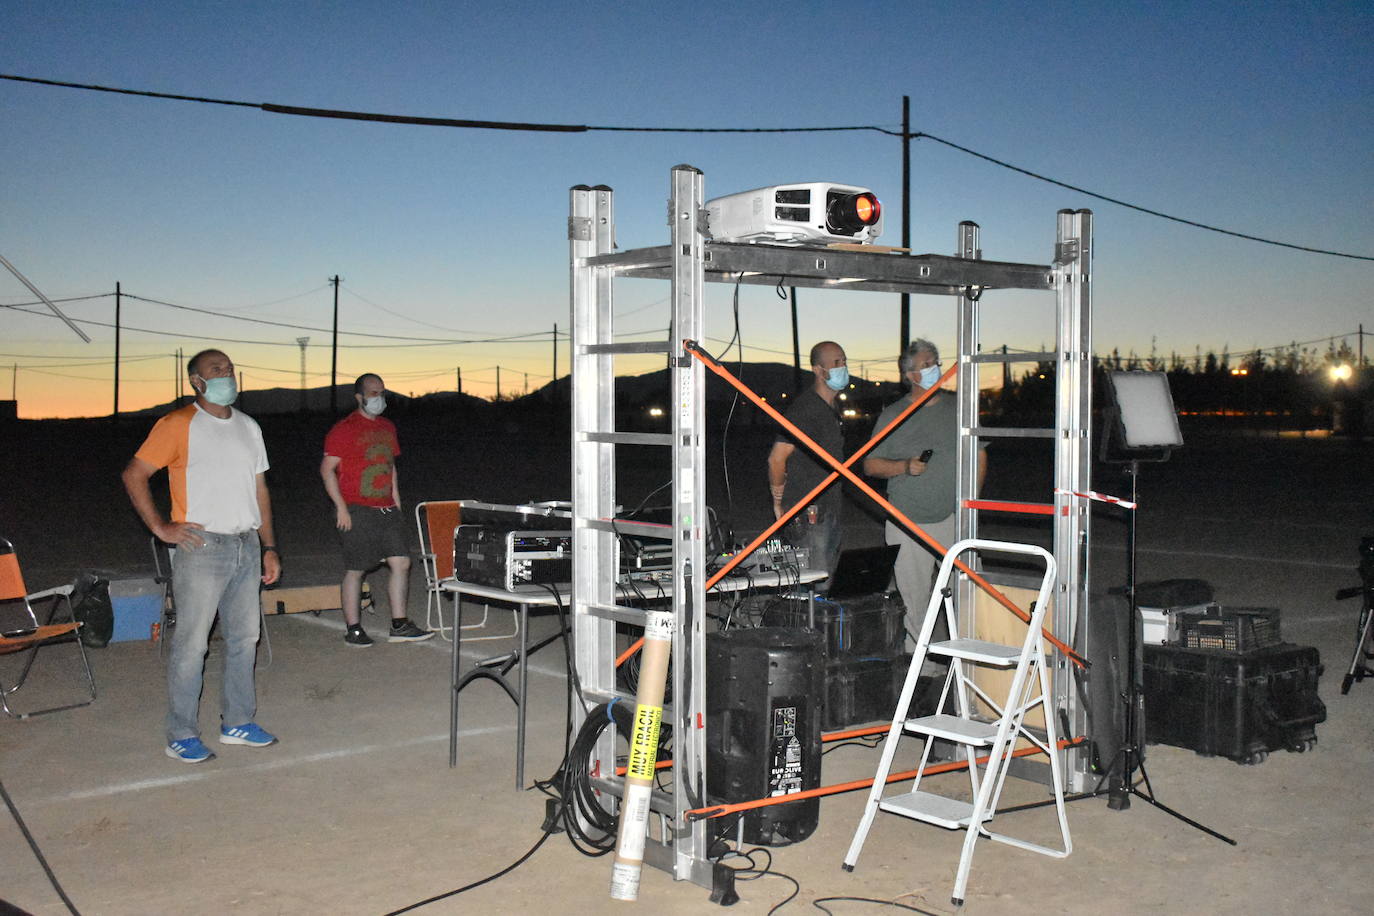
top-left (260, 582), bottom-right (372, 616)
top-left (970, 583), bottom-right (1049, 750)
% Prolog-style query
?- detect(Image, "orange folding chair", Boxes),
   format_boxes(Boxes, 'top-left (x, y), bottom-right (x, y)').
top-left (0, 537), bottom-right (96, 719)
top-left (415, 500), bottom-right (517, 642)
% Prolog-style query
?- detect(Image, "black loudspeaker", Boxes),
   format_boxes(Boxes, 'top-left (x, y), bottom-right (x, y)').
top-left (706, 627), bottom-right (823, 846)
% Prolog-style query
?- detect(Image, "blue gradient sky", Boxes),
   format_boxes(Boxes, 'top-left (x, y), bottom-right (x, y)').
top-left (3, 1), bottom-right (1370, 417)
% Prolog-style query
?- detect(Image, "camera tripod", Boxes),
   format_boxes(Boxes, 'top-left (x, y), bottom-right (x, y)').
top-left (1336, 539), bottom-right (1374, 695)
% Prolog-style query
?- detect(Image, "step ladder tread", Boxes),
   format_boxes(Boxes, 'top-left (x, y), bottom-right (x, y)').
top-left (929, 637), bottom-right (1022, 664)
top-left (904, 713), bottom-right (1000, 745)
top-left (878, 791), bottom-right (977, 829)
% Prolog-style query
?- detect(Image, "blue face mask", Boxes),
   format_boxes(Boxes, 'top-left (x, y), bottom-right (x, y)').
top-left (824, 366), bottom-right (849, 391)
top-left (197, 375), bottom-right (238, 407)
top-left (918, 365), bottom-right (941, 389)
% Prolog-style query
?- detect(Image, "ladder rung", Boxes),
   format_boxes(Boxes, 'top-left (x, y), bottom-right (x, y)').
top-left (970, 350), bottom-right (1056, 364)
top-left (904, 714), bottom-right (1000, 746)
top-left (929, 638), bottom-right (1021, 665)
top-left (878, 791), bottom-right (976, 829)
top-left (581, 518), bottom-right (671, 538)
top-left (590, 775), bottom-right (676, 815)
top-left (582, 431), bottom-right (673, 446)
top-left (581, 340), bottom-right (671, 355)
top-left (970, 427), bottom-right (1056, 439)
top-left (585, 686), bottom-right (648, 707)
top-left (583, 601), bottom-right (656, 625)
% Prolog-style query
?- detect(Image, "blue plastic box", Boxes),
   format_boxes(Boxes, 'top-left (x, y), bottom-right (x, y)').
top-left (109, 577), bottom-right (163, 642)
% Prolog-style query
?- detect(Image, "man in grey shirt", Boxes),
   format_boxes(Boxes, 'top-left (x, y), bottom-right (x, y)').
top-left (864, 339), bottom-right (985, 648)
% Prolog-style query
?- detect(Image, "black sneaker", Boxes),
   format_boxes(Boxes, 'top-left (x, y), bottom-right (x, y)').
top-left (388, 620), bottom-right (434, 643)
top-left (344, 626), bottom-right (373, 647)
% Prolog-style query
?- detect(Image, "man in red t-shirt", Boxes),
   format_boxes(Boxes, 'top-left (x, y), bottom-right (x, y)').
top-left (321, 373), bottom-right (431, 646)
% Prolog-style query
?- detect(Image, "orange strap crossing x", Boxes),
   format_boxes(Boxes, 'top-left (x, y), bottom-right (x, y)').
top-left (684, 340), bottom-right (1087, 670)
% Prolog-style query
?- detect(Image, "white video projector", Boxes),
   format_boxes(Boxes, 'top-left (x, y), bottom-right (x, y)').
top-left (705, 181), bottom-right (883, 245)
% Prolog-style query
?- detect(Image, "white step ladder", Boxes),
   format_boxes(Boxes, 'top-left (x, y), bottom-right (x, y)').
top-left (842, 538), bottom-right (1072, 906)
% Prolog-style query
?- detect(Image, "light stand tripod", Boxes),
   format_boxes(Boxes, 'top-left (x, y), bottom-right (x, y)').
top-left (1091, 371), bottom-right (1233, 844)
top-left (1091, 460), bottom-right (1234, 844)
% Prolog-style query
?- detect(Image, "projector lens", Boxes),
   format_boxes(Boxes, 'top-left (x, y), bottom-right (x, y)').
top-left (827, 192), bottom-right (882, 233)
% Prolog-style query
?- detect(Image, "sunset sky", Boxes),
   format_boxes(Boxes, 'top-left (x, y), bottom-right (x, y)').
top-left (4, 1), bottom-right (1370, 418)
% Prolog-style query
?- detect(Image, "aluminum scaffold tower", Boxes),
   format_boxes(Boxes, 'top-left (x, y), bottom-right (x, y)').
top-left (568, 165), bottom-right (1093, 897)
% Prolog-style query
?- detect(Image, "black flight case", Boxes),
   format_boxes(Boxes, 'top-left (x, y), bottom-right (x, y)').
top-left (1142, 642), bottom-right (1326, 765)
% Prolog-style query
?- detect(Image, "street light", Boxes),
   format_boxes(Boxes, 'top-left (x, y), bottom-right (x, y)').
top-left (296, 337), bottom-right (310, 413)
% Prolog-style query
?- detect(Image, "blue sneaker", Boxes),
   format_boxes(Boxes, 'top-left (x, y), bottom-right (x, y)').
top-left (166, 737), bottom-right (216, 763)
top-left (219, 722), bottom-right (278, 747)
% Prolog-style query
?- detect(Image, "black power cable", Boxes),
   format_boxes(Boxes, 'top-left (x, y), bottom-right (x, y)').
top-left (1, 777), bottom-right (82, 915)
top-left (3, 72), bottom-right (1367, 261)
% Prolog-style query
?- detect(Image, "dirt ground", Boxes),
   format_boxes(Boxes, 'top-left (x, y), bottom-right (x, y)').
top-left (2, 414), bottom-right (1372, 914)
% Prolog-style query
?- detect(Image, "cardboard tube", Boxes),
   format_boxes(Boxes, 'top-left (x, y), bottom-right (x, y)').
top-left (609, 611), bottom-right (673, 902)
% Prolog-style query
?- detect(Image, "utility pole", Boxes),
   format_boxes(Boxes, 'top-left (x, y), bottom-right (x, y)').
top-left (296, 337), bottom-right (310, 413)
top-left (456, 366), bottom-right (462, 395)
top-left (552, 323), bottom-right (558, 399)
top-left (900, 94), bottom-right (911, 354)
top-left (790, 288), bottom-right (803, 391)
top-left (113, 281), bottom-right (122, 419)
top-left (496, 366), bottom-right (501, 400)
top-left (330, 275), bottom-right (341, 416)
top-left (176, 347), bottom-right (184, 403)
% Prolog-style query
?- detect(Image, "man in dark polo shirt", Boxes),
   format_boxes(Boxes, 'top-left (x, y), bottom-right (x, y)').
top-left (766, 340), bottom-right (849, 587)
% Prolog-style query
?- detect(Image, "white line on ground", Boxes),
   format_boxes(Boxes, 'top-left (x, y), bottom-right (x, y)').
top-left (1097, 542), bottom-right (1350, 570)
top-left (37, 726), bottom-right (511, 806)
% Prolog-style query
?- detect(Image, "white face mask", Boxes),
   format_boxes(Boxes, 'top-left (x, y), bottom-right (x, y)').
top-left (196, 374), bottom-right (238, 406)
top-left (363, 395), bottom-right (386, 416)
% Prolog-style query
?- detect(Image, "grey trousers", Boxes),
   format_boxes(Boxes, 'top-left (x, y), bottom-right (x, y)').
top-left (884, 514), bottom-right (958, 651)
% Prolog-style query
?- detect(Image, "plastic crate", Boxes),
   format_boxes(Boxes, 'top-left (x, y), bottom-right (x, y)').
top-left (1176, 607), bottom-right (1281, 652)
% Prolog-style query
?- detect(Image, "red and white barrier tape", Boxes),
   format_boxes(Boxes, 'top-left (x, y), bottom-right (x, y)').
top-left (1055, 487), bottom-right (1137, 510)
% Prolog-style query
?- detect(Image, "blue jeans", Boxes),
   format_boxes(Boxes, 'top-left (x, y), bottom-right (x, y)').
top-left (167, 529), bottom-right (262, 741)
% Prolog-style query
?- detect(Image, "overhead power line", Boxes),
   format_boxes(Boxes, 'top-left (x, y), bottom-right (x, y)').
top-left (3, 73), bottom-right (1369, 262)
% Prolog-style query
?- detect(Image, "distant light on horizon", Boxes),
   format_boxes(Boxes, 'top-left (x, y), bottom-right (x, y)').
top-left (1330, 364), bottom-right (1352, 381)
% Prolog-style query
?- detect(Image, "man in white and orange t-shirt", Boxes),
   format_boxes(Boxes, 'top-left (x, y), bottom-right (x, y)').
top-left (123, 348), bottom-right (281, 764)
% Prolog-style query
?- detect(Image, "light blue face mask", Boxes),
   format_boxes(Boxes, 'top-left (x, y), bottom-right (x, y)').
top-left (918, 364), bottom-right (941, 389)
top-left (824, 366), bottom-right (850, 391)
top-left (197, 375), bottom-right (238, 406)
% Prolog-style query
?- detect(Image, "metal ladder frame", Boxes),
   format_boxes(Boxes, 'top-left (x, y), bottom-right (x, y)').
top-left (843, 538), bottom-right (1071, 906)
top-left (568, 166), bottom-right (1094, 894)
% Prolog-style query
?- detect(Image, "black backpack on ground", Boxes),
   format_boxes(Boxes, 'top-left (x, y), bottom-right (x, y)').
top-left (69, 572), bottom-right (114, 648)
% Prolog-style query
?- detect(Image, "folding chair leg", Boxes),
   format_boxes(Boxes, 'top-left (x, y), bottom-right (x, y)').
top-left (0, 633), bottom-right (97, 719)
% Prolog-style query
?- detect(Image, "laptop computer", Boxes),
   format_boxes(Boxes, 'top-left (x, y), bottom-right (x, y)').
top-left (824, 544), bottom-right (899, 600)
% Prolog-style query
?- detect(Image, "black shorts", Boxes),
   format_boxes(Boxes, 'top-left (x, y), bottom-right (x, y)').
top-left (340, 505), bottom-right (409, 570)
